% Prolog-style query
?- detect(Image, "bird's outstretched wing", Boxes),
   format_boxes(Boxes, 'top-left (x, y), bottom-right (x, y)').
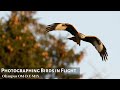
top-left (65, 24), bottom-right (79, 37)
top-left (82, 36), bottom-right (108, 61)
top-left (46, 23), bottom-right (60, 32)
top-left (46, 23), bottom-right (79, 37)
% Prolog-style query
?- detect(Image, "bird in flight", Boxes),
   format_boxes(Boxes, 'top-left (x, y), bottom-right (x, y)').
top-left (46, 23), bottom-right (108, 61)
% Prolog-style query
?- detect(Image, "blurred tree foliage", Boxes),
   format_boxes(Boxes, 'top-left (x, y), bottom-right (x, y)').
top-left (0, 11), bottom-right (85, 79)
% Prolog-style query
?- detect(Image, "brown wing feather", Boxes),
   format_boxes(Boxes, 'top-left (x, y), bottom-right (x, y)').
top-left (82, 36), bottom-right (108, 61)
top-left (46, 23), bottom-right (60, 32)
top-left (65, 24), bottom-right (79, 37)
top-left (99, 44), bottom-right (108, 61)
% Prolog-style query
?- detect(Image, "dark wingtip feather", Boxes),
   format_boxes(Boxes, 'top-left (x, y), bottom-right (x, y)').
top-left (46, 27), bottom-right (52, 32)
top-left (100, 45), bottom-right (108, 61)
top-left (45, 24), bottom-right (56, 32)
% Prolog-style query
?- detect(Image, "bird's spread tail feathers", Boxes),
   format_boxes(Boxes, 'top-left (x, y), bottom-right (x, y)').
top-left (68, 36), bottom-right (81, 46)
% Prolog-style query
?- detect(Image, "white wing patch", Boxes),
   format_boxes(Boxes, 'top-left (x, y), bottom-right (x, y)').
top-left (93, 41), bottom-right (103, 52)
top-left (55, 24), bottom-right (67, 30)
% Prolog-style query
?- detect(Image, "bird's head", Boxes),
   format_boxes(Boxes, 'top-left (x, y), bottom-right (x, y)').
top-left (46, 23), bottom-right (70, 32)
